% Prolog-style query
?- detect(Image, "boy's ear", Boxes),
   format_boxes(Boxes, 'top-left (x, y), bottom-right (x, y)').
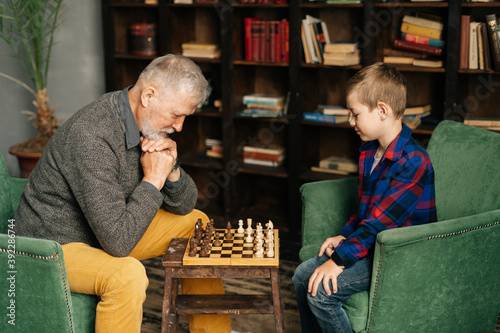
top-left (377, 101), bottom-right (392, 120)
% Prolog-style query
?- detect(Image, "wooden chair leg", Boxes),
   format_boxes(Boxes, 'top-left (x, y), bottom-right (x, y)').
top-left (161, 268), bottom-right (174, 333)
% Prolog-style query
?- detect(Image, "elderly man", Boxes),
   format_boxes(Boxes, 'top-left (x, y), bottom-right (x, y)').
top-left (15, 55), bottom-right (232, 333)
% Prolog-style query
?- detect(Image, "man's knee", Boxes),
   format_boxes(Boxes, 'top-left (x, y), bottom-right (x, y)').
top-left (112, 257), bottom-right (149, 294)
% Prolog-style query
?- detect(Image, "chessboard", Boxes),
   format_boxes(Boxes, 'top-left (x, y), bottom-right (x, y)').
top-left (182, 220), bottom-right (279, 266)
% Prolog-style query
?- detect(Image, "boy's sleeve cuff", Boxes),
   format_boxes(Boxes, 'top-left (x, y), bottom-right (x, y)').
top-left (331, 251), bottom-right (346, 267)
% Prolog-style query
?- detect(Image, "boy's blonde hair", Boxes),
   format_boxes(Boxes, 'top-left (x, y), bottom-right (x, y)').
top-left (345, 62), bottom-right (406, 118)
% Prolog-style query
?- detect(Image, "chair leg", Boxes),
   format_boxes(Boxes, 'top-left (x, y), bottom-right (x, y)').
top-left (270, 268), bottom-right (285, 333)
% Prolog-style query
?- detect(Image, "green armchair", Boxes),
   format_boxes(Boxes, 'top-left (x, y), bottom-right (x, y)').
top-left (299, 120), bottom-right (500, 333)
top-left (0, 154), bottom-right (97, 332)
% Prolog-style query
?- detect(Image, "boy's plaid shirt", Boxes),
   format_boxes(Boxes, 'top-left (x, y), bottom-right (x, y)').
top-left (334, 124), bottom-right (437, 268)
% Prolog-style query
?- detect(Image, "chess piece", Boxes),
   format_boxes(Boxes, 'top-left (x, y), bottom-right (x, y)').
top-left (237, 219), bottom-right (245, 234)
top-left (246, 218), bottom-right (253, 233)
top-left (245, 230), bottom-right (253, 243)
top-left (225, 221), bottom-right (233, 240)
top-left (213, 232), bottom-right (222, 246)
top-left (266, 238), bottom-right (274, 258)
top-left (254, 242), bottom-right (264, 258)
top-left (199, 245), bottom-right (209, 257)
top-left (266, 220), bottom-right (273, 231)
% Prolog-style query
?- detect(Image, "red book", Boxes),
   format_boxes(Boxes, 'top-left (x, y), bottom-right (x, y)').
top-left (274, 21), bottom-right (281, 63)
top-left (243, 151), bottom-right (284, 162)
top-left (459, 15), bottom-right (470, 69)
top-left (281, 20), bottom-right (289, 63)
top-left (393, 39), bottom-right (442, 57)
top-left (251, 20), bottom-right (264, 61)
top-left (245, 18), bottom-right (259, 61)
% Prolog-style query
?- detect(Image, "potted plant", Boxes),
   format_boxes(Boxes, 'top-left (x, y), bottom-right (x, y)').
top-left (0, 0), bottom-right (64, 177)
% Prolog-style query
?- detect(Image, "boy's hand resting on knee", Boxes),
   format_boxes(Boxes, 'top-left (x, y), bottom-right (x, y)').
top-left (308, 235), bottom-right (346, 297)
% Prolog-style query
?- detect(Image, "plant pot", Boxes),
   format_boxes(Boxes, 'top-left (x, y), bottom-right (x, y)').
top-left (9, 148), bottom-right (41, 178)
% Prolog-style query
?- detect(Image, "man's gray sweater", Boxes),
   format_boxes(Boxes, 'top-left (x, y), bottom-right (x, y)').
top-left (14, 90), bottom-right (198, 257)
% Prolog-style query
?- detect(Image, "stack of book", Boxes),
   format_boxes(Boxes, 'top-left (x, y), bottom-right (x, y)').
top-left (205, 138), bottom-right (223, 158)
top-left (181, 42), bottom-right (220, 59)
top-left (238, 93), bottom-right (287, 118)
top-left (384, 13), bottom-right (445, 68)
top-left (242, 145), bottom-right (286, 167)
top-left (459, 14), bottom-right (500, 71)
top-left (244, 18), bottom-right (289, 63)
top-left (402, 104), bottom-right (431, 129)
top-left (311, 156), bottom-right (358, 175)
top-left (303, 105), bottom-right (350, 124)
top-left (323, 43), bottom-right (360, 66)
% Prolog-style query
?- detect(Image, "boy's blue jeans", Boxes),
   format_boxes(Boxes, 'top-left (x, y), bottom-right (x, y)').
top-left (292, 255), bottom-right (372, 333)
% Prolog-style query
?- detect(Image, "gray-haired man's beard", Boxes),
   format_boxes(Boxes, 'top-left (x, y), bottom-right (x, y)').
top-left (141, 120), bottom-right (175, 141)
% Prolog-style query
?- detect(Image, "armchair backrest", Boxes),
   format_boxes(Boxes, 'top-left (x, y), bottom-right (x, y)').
top-left (426, 120), bottom-right (500, 221)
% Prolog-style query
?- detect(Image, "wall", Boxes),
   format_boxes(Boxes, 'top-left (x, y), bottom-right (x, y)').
top-left (0, 1), bottom-right (105, 177)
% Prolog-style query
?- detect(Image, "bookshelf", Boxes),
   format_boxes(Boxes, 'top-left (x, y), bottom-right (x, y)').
top-left (102, 0), bottom-right (500, 234)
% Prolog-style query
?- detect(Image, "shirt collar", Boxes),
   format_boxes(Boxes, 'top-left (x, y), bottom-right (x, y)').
top-left (360, 123), bottom-right (412, 161)
top-left (118, 86), bottom-right (141, 149)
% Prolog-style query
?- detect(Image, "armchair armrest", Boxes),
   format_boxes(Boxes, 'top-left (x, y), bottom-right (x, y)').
top-left (9, 177), bottom-right (27, 213)
top-left (299, 177), bottom-right (358, 261)
top-left (367, 209), bottom-right (500, 333)
top-left (0, 234), bottom-right (76, 332)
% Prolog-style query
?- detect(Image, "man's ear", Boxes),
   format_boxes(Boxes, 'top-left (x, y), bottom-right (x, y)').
top-left (377, 101), bottom-right (392, 120)
top-left (141, 87), bottom-right (156, 108)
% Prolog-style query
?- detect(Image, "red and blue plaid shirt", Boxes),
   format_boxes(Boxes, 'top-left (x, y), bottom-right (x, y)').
top-left (333, 124), bottom-right (437, 268)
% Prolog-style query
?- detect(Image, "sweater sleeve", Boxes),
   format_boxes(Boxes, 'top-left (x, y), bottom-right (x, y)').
top-left (62, 128), bottom-right (163, 257)
top-left (160, 167), bottom-right (198, 215)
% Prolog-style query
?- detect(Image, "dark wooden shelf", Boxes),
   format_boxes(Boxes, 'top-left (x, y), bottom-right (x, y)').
top-left (102, 0), bottom-right (498, 234)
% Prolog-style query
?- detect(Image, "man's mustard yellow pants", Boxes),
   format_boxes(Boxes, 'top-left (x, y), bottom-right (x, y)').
top-left (61, 209), bottom-right (232, 333)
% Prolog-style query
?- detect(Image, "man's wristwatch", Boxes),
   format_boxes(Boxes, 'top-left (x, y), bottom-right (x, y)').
top-left (171, 158), bottom-right (180, 173)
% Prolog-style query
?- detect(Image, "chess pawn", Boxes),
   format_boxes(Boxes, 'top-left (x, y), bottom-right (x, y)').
top-left (213, 232), bottom-right (222, 246)
top-left (225, 221), bottom-right (234, 240)
top-left (199, 245), bottom-right (210, 257)
top-left (237, 219), bottom-right (245, 234)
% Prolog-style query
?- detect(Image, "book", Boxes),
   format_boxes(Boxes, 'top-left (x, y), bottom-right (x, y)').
top-left (245, 18), bottom-right (260, 61)
top-left (181, 42), bottom-right (218, 52)
top-left (242, 145), bottom-right (285, 155)
top-left (243, 94), bottom-right (285, 106)
top-left (412, 59), bottom-right (443, 68)
top-left (478, 23), bottom-right (485, 70)
top-left (383, 47), bottom-right (429, 59)
top-left (404, 104), bottom-right (431, 116)
top-left (401, 32), bottom-right (444, 49)
top-left (485, 14), bottom-right (500, 71)
top-left (324, 42), bottom-right (358, 53)
top-left (384, 56), bottom-right (414, 65)
top-left (323, 56), bottom-right (360, 66)
top-left (401, 22), bottom-right (442, 40)
top-left (469, 22), bottom-right (480, 70)
top-left (236, 109), bottom-right (282, 118)
top-left (464, 117), bottom-right (500, 130)
top-left (317, 105), bottom-right (350, 116)
top-left (182, 49), bottom-right (221, 59)
top-left (243, 157), bottom-right (284, 167)
top-left (393, 39), bottom-right (443, 57)
top-left (303, 112), bottom-right (349, 124)
top-left (459, 15), bottom-right (471, 69)
top-left (402, 15), bottom-right (444, 31)
top-left (318, 156), bottom-right (358, 173)
top-left (310, 166), bottom-right (350, 175)
top-left (323, 51), bottom-right (360, 60)
top-left (243, 151), bottom-right (286, 162)
top-left (480, 22), bottom-right (492, 71)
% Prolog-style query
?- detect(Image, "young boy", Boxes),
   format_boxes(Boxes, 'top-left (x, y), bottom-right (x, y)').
top-left (292, 63), bottom-right (437, 333)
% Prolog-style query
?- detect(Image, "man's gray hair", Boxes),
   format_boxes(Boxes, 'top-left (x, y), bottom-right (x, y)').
top-left (138, 54), bottom-right (209, 106)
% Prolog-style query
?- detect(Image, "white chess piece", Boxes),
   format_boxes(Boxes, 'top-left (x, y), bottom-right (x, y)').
top-left (254, 242), bottom-right (264, 258)
top-left (246, 218), bottom-right (253, 233)
top-left (266, 220), bottom-right (274, 231)
top-left (266, 238), bottom-right (274, 257)
top-left (237, 219), bottom-right (245, 234)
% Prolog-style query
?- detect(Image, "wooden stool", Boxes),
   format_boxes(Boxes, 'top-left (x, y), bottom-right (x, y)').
top-left (161, 238), bottom-right (284, 333)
